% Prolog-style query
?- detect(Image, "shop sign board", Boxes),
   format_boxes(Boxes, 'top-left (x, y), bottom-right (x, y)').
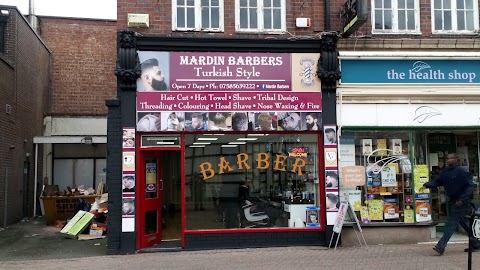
top-left (341, 60), bottom-right (480, 84)
top-left (136, 51), bottom-right (322, 133)
top-left (341, 166), bottom-right (365, 186)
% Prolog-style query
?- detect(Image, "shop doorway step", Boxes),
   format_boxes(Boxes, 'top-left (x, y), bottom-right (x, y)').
top-left (138, 240), bottom-right (182, 253)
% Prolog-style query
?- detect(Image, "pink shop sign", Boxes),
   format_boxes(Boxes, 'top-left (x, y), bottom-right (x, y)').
top-left (169, 52), bottom-right (292, 91)
top-left (136, 91), bottom-right (322, 112)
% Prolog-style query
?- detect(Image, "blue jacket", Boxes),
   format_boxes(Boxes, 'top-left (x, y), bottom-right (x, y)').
top-left (424, 165), bottom-right (473, 204)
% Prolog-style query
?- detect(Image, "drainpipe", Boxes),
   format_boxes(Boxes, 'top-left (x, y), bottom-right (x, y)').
top-left (28, 0), bottom-right (38, 33)
top-left (325, 0), bottom-right (330, 31)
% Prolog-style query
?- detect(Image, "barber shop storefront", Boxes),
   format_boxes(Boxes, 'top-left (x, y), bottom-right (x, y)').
top-left (336, 52), bottom-right (480, 244)
top-left (112, 37), bottom-right (335, 252)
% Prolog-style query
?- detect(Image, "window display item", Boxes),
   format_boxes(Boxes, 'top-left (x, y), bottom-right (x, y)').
top-left (362, 139), bottom-right (373, 155)
top-left (391, 139), bottom-right (402, 155)
top-left (383, 198), bottom-right (399, 219)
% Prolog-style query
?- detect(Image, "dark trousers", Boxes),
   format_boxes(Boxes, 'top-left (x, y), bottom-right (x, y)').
top-left (437, 202), bottom-right (480, 251)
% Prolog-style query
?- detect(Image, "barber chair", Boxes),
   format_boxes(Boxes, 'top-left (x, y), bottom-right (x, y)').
top-left (240, 204), bottom-right (269, 228)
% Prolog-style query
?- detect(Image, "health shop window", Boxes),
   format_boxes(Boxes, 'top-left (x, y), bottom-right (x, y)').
top-left (339, 131), bottom-right (418, 224)
top-left (432, 0), bottom-right (479, 33)
top-left (173, 0), bottom-right (224, 32)
top-left (372, 0), bottom-right (420, 33)
top-left (235, 0), bottom-right (286, 33)
top-left (185, 133), bottom-right (321, 230)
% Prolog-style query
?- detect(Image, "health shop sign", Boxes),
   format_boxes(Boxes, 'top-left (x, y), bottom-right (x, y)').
top-left (340, 59), bottom-right (480, 84)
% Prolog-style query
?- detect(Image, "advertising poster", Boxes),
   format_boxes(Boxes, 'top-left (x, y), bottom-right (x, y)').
top-left (367, 199), bottom-right (384, 221)
top-left (360, 206), bottom-right (370, 224)
top-left (415, 199), bottom-right (432, 222)
top-left (348, 190), bottom-right (362, 211)
top-left (306, 206), bottom-right (320, 227)
top-left (146, 163), bottom-right (157, 192)
top-left (122, 128), bottom-right (135, 148)
top-left (414, 165), bottom-right (430, 194)
top-left (383, 198), bottom-right (399, 219)
top-left (122, 152), bottom-right (135, 172)
top-left (404, 207), bottom-right (415, 223)
top-left (341, 166), bottom-right (366, 187)
top-left (381, 164), bottom-right (397, 187)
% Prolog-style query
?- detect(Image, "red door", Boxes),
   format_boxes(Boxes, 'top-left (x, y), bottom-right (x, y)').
top-left (137, 150), bottom-right (163, 249)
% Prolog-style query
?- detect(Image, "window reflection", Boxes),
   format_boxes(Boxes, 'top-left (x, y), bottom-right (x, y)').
top-left (185, 134), bottom-right (320, 230)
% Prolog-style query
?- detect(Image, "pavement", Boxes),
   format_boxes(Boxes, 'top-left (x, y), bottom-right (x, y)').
top-left (0, 217), bottom-right (479, 270)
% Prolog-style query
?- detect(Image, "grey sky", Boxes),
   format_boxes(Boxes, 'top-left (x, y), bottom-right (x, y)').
top-left (0, 0), bottom-right (116, 20)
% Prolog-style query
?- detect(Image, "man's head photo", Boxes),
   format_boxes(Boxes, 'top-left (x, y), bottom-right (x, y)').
top-left (209, 112), bottom-right (232, 131)
top-left (161, 112), bottom-right (185, 131)
top-left (232, 112), bottom-right (249, 131)
top-left (185, 112), bottom-right (208, 131)
top-left (255, 113), bottom-right (276, 131)
top-left (278, 112), bottom-right (301, 131)
top-left (325, 171), bottom-right (339, 188)
top-left (123, 175), bottom-right (136, 193)
top-left (137, 52), bottom-right (170, 91)
top-left (324, 127), bottom-right (337, 145)
top-left (303, 112), bottom-right (321, 131)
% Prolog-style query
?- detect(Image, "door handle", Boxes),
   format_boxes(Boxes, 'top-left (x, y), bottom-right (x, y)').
top-left (160, 179), bottom-right (163, 191)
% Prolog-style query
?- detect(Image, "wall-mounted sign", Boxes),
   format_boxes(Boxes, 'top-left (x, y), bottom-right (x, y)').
top-left (340, 0), bottom-right (368, 37)
top-left (341, 60), bottom-right (480, 84)
top-left (137, 51), bottom-right (321, 92)
top-left (199, 152), bottom-right (307, 180)
top-left (287, 147), bottom-right (309, 158)
top-left (137, 91), bottom-right (321, 112)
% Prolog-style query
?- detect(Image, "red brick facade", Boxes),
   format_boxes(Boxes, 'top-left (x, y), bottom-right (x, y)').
top-left (39, 17), bottom-right (117, 116)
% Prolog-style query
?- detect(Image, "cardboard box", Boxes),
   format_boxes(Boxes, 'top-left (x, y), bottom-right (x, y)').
top-left (89, 229), bottom-right (103, 236)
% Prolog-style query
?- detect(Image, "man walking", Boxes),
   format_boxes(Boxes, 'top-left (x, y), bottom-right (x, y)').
top-left (423, 153), bottom-right (480, 255)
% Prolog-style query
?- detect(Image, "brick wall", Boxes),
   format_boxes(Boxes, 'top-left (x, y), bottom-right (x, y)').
top-left (117, 0), bottom-right (479, 40)
top-left (39, 17), bottom-right (117, 116)
top-left (0, 8), bottom-right (50, 224)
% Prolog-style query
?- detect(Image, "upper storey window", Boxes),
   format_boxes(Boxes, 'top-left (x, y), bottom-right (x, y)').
top-left (372, 0), bottom-right (420, 33)
top-left (235, 0), bottom-right (286, 33)
top-left (432, 0), bottom-right (479, 33)
top-left (173, 0), bottom-right (224, 31)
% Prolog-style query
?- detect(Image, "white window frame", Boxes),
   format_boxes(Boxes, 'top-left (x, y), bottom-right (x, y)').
top-left (172, 0), bottom-right (224, 32)
top-left (371, 0), bottom-right (421, 34)
top-left (235, 0), bottom-right (286, 33)
top-left (431, 0), bottom-right (479, 34)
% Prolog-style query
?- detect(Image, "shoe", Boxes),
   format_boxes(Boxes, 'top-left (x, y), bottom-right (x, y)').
top-left (433, 246), bottom-right (444, 255)
top-left (464, 248), bottom-right (480, 252)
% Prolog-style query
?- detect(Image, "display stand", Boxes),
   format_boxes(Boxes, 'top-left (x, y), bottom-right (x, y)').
top-left (329, 202), bottom-right (367, 251)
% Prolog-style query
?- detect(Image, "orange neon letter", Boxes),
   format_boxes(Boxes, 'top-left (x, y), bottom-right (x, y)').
top-left (274, 154), bottom-right (287, 171)
top-left (237, 153), bottom-right (250, 170)
top-left (218, 157), bottom-right (234, 174)
top-left (291, 158), bottom-right (306, 176)
top-left (256, 153), bottom-right (270, 169)
top-left (199, 162), bottom-right (214, 180)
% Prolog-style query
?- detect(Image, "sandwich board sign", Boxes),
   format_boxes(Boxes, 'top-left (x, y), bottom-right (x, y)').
top-left (329, 202), bottom-right (367, 250)
top-left (468, 213), bottom-right (480, 270)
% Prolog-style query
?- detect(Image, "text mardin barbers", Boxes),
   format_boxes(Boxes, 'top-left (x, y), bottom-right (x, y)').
top-left (180, 55), bottom-right (283, 66)
top-left (199, 153), bottom-right (307, 180)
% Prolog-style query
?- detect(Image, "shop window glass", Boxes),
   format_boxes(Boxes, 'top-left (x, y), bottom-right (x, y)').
top-left (339, 131), bottom-right (414, 224)
top-left (236, 0), bottom-right (285, 32)
top-left (174, 0), bottom-right (224, 31)
top-left (185, 133), bottom-right (320, 230)
top-left (53, 159), bottom-right (94, 192)
top-left (432, 0), bottom-right (479, 33)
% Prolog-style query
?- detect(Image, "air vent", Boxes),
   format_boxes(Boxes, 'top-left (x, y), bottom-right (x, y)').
top-left (5, 104), bottom-right (11, 114)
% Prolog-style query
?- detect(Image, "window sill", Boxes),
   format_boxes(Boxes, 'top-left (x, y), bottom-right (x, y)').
top-left (372, 31), bottom-right (422, 35)
top-left (432, 31), bottom-right (479, 35)
top-left (235, 30), bottom-right (287, 35)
